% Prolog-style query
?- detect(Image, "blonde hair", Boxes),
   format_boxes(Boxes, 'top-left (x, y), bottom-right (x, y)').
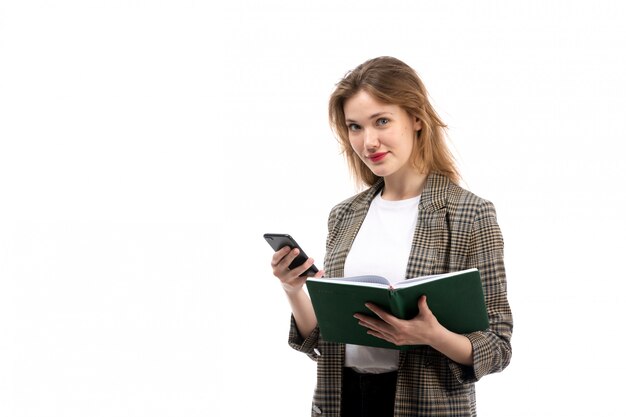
top-left (329, 56), bottom-right (460, 187)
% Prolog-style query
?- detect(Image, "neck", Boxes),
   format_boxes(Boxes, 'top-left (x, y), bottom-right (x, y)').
top-left (381, 171), bottom-right (428, 201)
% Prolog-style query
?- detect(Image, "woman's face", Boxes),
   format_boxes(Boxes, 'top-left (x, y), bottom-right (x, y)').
top-left (344, 90), bottom-right (422, 181)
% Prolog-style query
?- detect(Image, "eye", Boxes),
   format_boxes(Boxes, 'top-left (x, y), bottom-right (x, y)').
top-left (376, 118), bottom-right (390, 126)
top-left (347, 123), bottom-right (361, 132)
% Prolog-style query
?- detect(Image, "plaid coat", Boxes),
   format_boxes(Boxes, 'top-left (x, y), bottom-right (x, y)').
top-left (288, 173), bottom-right (513, 417)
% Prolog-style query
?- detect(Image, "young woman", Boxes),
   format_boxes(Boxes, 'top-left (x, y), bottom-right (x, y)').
top-left (270, 56), bottom-right (513, 417)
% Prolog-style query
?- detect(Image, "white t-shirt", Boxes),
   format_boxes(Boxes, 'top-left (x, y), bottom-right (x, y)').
top-left (344, 191), bottom-right (420, 373)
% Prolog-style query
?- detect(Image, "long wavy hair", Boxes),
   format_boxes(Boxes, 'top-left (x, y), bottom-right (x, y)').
top-left (329, 56), bottom-right (460, 187)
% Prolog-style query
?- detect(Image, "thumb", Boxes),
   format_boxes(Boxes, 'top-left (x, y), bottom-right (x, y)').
top-left (417, 295), bottom-right (431, 314)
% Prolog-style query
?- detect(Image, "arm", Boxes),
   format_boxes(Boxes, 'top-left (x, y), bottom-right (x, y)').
top-left (271, 246), bottom-right (324, 339)
top-left (284, 286), bottom-right (317, 339)
top-left (452, 199), bottom-right (513, 381)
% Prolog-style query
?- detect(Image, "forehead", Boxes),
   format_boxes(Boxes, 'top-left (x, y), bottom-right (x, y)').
top-left (344, 90), bottom-right (399, 119)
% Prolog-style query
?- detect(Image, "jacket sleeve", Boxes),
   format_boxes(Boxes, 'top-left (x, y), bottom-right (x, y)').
top-left (449, 199), bottom-right (513, 383)
top-left (287, 315), bottom-right (321, 361)
top-left (286, 203), bottom-right (343, 360)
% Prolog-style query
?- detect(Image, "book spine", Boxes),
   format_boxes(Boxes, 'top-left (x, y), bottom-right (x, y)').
top-left (389, 290), bottom-right (405, 319)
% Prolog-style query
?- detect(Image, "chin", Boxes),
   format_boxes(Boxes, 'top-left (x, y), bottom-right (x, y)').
top-left (370, 167), bottom-right (394, 178)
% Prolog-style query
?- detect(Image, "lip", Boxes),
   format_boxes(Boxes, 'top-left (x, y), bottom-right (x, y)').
top-left (367, 152), bottom-right (388, 163)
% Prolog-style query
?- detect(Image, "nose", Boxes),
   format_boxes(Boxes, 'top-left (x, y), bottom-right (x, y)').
top-left (363, 127), bottom-right (380, 151)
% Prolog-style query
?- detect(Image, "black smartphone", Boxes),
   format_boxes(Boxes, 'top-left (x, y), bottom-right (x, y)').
top-left (263, 233), bottom-right (319, 277)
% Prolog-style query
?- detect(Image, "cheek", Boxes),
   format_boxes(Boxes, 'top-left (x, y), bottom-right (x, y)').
top-left (402, 129), bottom-right (416, 153)
top-left (348, 136), bottom-right (361, 152)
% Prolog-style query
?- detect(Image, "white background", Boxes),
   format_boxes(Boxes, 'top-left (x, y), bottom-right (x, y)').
top-left (1, 1), bottom-right (625, 416)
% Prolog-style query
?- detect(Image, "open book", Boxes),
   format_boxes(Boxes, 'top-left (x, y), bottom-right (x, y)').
top-left (305, 268), bottom-right (488, 350)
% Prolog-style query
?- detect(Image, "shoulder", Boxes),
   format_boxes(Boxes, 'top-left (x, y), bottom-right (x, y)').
top-left (449, 182), bottom-right (495, 215)
top-left (326, 190), bottom-right (365, 233)
top-left (426, 173), bottom-right (498, 223)
top-left (328, 190), bottom-right (366, 216)
top-left (434, 176), bottom-right (504, 255)
top-left (327, 180), bottom-right (383, 227)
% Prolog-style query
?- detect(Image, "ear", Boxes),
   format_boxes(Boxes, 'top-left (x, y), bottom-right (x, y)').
top-left (413, 116), bottom-right (422, 132)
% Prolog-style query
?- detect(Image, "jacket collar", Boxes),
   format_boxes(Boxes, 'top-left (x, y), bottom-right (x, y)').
top-left (349, 172), bottom-right (450, 213)
top-left (419, 172), bottom-right (450, 213)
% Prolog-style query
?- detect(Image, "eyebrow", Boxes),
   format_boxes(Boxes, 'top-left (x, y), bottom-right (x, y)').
top-left (345, 112), bottom-right (393, 124)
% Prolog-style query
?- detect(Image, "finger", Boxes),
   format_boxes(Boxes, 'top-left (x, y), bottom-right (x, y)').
top-left (313, 269), bottom-right (325, 278)
top-left (355, 316), bottom-right (380, 331)
top-left (292, 256), bottom-right (316, 277)
top-left (282, 247), bottom-right (301, 267)
top-left (354, 313), bottom-right (373, 325)
top-left (357, 318), bottom-right (393, 341)
top-left (365, 329), bottom-right (393, 343)
top-left (354, 314), bottom-right (387, 332)
top-left (271, 246), bottom-right (291, 266)
top-left (274, 247), bottom-right (300, 271)
top-left (364, 303), bottom-right (395, 323)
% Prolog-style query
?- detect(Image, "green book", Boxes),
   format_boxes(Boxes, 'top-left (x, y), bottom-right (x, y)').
top-left (305, 268), bottom-right (488, 350)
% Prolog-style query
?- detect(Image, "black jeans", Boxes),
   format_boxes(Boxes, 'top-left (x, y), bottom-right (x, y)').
top-left (341, 367), bottom-right (398, 417)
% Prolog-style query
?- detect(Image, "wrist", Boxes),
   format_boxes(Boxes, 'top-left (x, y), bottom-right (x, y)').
top-left (428, 327), bottom-right (474, 366)
top-left (427, 323), bottom-right (449, 349)
top-left (283, 284), bottom-right (305, 297)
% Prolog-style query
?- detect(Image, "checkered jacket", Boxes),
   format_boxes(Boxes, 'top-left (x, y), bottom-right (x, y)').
top-left (288, 173), bottom-right (513, 416)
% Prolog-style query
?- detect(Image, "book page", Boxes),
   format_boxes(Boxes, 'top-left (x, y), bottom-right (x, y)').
top-left (308, 274), bottom-right (392, 287)
top-left (393, 268), bottom-right (478, 288)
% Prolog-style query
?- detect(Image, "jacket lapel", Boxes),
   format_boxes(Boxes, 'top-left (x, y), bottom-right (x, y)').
top-left (325, 180), bottom-right (384, 278)
top-left (405, 173), bottom-right (450, 279)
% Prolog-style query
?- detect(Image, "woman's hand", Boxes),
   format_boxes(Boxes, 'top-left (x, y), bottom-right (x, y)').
top-left (354, 296), bottom-right (474, 365)
top-left (354, 295), bottom-right (441, 346)
top-left (270, 246), bottom-right (324, 294)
